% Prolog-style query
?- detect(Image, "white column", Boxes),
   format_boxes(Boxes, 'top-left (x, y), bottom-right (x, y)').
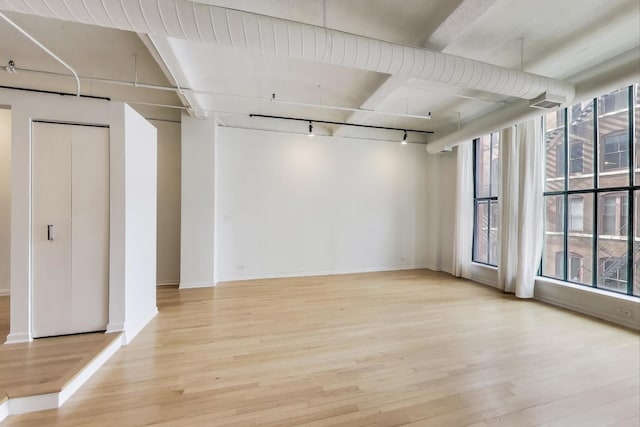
top-left (180, 113), bottom-right (216, 288)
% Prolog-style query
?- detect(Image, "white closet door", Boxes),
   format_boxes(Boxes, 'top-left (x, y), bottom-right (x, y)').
top-left (71, 125), bottom-right (109, 332)
top-left (31, 122), bottom-right (109, 338)
top-left (32, 122), bottom-right (73, 337)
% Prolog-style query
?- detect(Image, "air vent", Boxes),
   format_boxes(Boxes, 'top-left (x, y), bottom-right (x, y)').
top-left (529, 92), bottom-right (566, 110)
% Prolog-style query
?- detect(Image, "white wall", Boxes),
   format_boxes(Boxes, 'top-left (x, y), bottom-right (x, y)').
top-left (0, 109), bottom-right (10, 296)
top-left (0, 88), bottom-right (157, 343)
top-left (180, 113), bottom-right (216, 288)
top-left (215, 127), bottom-right (437, 282)
top-left (436, 148), bottom-right (456, 274)
top-left (153, 120), bottom-right (181, 285)
top-left (123, 105), bottom-right (158, 343)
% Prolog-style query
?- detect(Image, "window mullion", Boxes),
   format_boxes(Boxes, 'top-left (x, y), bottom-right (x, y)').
top-left (592, 98), bottom-right (599, 288)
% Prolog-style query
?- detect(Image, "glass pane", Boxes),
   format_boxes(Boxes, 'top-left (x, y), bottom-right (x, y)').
top-left (474, 201), bottom-right (489, 263)
top-left (567, 194), bottom-right (593, 285)
top-left (634, 191), bottom-right (639, 296)
top-left (488, 200), bottom-right (499, 265)
top-left (545, 110), bottom-right (565, 192)
top-left (543, 195), bottom-right (564, 279)
top-left (599, 87), bottom-right (630, 188)
top-left (475, 135), bottom-right (491, 198)
top-left (490, 133), bottom-right (500, 198)
top-left (568, 100), bottom-right (594, 190)
top-left (634, 84), bottom-right (639, 186)
top-left (597, 191), bottom-right (629, 293)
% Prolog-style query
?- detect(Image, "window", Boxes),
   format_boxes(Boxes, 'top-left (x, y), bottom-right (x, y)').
top-left (602, 133), bottom-right (629, 171)
top-left (542, 84), bottom-right (640, 296)
top-left (473, 133), bottom-right (500, 266)
top-left (602, 194), bottom-right (627, 236)
top-left (568, 196), bottom-right (584, 232)
top-left (556, 142), bottom-right (584, 176)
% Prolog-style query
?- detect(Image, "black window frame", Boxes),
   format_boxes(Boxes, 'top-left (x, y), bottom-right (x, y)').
top-left (542, 85), bottom-right (639, 297)
top-left (472, 133), bottom-right (500, 267)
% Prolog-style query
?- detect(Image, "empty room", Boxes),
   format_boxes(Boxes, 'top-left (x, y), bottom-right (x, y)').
top-left (0, 0), bottom-right (638, 426)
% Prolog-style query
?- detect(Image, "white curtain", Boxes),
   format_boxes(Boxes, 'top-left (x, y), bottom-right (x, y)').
top-left (452, 141), bottom-right (474, 279)
top-left (497, 119), bottom-right (544, 298)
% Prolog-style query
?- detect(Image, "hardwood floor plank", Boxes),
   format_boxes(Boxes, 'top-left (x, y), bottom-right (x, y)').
top-left (2, 270), bottom-right (638, 426)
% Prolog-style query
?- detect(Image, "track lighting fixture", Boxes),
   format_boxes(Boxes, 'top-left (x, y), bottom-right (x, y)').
top-left (308, 121), bottom-right (314, 137)
top-left (401, 130), bottom-right (407, 144)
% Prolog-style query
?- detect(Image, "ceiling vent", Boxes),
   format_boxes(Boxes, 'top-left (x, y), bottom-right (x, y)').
top-left (529, 92), bottom-right (566, 110)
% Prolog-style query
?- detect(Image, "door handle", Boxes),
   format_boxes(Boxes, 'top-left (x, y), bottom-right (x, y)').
top-left (47, 224), bottom-right (54, 241)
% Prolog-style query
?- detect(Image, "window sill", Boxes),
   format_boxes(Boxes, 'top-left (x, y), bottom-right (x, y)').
top-left (534, 276), bottom-right (639, 330)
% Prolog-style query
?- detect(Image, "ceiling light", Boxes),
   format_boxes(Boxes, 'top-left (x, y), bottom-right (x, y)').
top-left (308, 121), bottom-right (314, 137)
top-left (401, 130), bottom-right (407, 145)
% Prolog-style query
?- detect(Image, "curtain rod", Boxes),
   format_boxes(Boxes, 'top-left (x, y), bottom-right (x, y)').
top-left (249, 114), bottom-right (434, 134)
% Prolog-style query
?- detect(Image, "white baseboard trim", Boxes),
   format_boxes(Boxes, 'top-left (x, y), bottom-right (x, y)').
top-left (0, 289), bottom-right (9, 296)
top-left (179, 282), bottom-right (216, 289)
top-left (4, 332), bottom-right (123, 419)
top-left (156, 280), bottom-right (179, 286)
top-left (123, 307), bottom-right (158, 345)
top-left (7, 392), bottom-right (58, 416)
top-left (105, 321), bottom-right (124, 334)
top-left (58, 333), bottom-right (123, 405)
top-left (0, 399), bottom-right (8, 423)
top-left (216, 265), bottom-right (431, 283)
top-left (4, 332), bottom-right (31, 344)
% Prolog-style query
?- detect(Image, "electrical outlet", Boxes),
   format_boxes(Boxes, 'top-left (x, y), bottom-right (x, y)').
top-left (237, 264), bottom-right (245, 270)
top-left (615, 307), bottom-right (632, 318)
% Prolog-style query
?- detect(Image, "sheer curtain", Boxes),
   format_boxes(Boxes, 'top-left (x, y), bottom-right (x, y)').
top-left (452, 141), bottom-right (474, 279)
top-left (498, 119), bottom-right (544, 298)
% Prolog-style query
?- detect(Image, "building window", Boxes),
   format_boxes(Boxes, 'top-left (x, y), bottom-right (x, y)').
top-left (473, 133), bottom-right (500, 266)
top-left (542, 84), bottom-right (639, 297)
top-left (602, 133), bottom-right (629, 171)
top-left (568, 196), bottom-right (584, 232)
top-left (602, 194), bottom-right (627, 235)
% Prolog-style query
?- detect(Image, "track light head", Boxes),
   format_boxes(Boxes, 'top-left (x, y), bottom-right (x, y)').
top-left (401, 130), bottom-right (407, 144)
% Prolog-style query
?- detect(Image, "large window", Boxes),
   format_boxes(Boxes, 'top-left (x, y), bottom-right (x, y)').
top-left (542, 84), bottom-right (640, 296)
top-left (473, 133), bottom-right (500, 266)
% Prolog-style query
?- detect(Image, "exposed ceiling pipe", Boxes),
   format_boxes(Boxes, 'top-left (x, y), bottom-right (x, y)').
top-left (9, 65), bottom-right (433, 120)
top-left (426, 48), bottom-right (640, 153)
top-left (0, 11), bottom-right (80, 96)
top-left (0, 0), bottom-right (575, 102)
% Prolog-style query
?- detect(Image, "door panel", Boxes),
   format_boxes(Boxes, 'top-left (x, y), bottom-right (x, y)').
top-left (31, 122), bottom-right (110, 338)
top-left (31, 122), bottom-right (73, 337)
top-left (71, 125), bottom-right (109, 332)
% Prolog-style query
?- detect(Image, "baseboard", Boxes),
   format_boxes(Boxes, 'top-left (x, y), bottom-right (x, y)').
top-left (7, 392), bottom-right (58, 416)
top-left (105, 321), bottom-right (124, 334)
top-left (179, 282), bottom-right (216, 289)
top-left (216, 265), bottom-right (431, 283)
top-left (156, 280), bottom-right (179, 286)
top-left (0, 289), bottom-right (9, 296)
top-left (123, 307), bottom-right (158, 345)
top-left (58, 333), bottom-right (123, 405)
top-left (0, 397), bottom-right (8, 423)
top-left (4, 333), bottom-right (124, 419)
top-left (4, 332), bottom-right (31, 344)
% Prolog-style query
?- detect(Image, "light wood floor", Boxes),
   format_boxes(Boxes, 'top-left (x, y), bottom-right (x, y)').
top-left (3, 270), bottom-right (639, 426)
top-left (0, 295), bottom-right (120, 400)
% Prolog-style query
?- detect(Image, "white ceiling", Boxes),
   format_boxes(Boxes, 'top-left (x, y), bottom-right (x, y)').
top-left (0, 0), bottom-right (638, 141)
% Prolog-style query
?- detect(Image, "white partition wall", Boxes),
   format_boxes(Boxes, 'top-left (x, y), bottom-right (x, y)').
top-left (122, 105), bottom-right (158, 343)
top-left (1, 88), bottom-right (157, 344)
top-left (0, 109), bottom-right (10, 296)
top-left (180, 113), bottom-right (216, 288)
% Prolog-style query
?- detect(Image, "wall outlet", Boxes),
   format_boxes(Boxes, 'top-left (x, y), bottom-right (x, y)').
top-left (615, 307), bottom-right (632, 318)
top-left (237, 264), bottom-right (245, 271)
